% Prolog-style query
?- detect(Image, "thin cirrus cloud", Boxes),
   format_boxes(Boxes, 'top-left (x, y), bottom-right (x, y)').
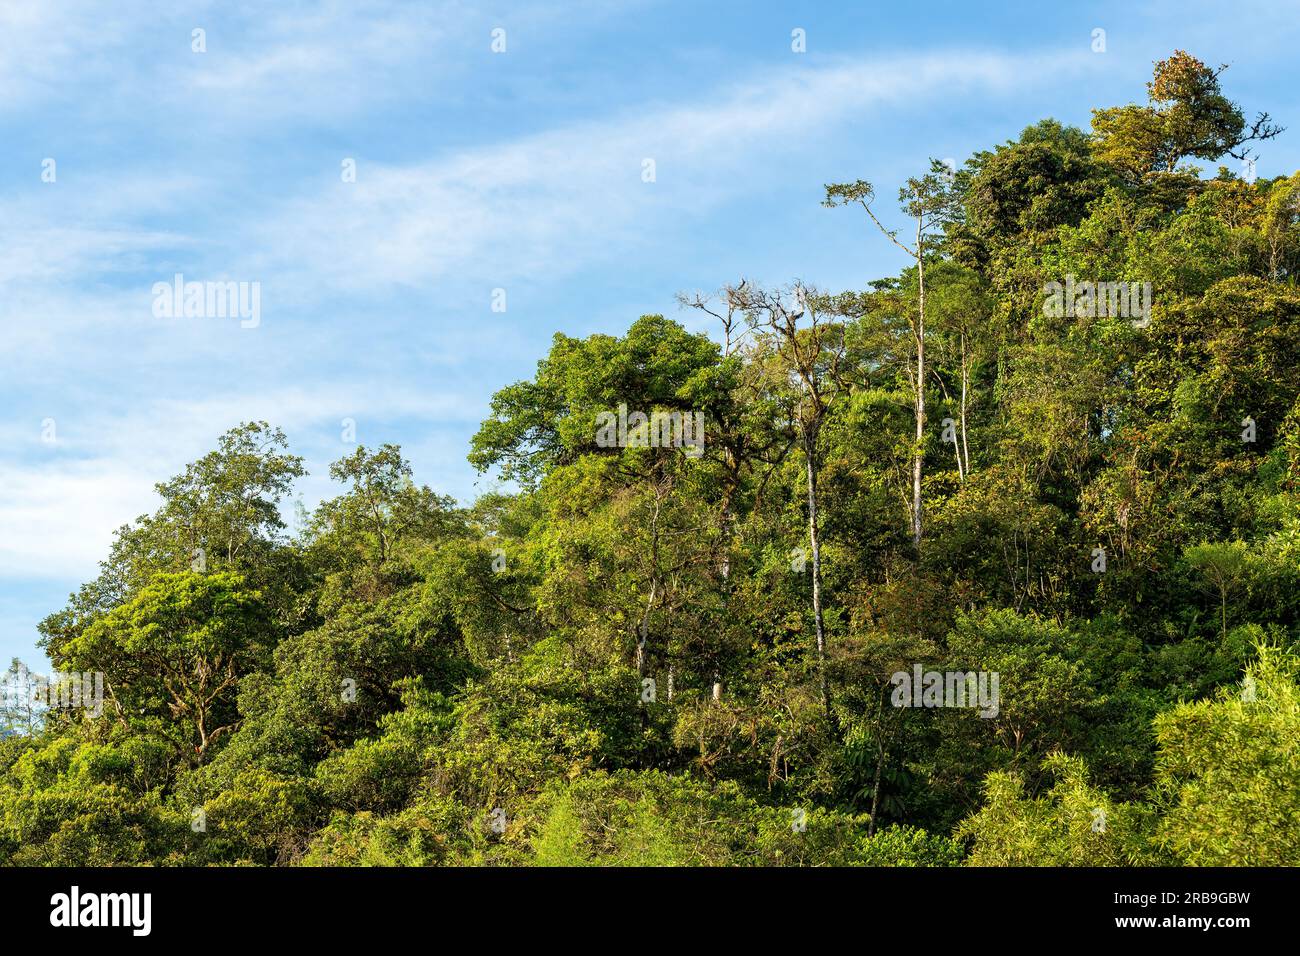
top-left (0, 0), bottom-right (643, 124)
top-left (2, 46), bottom-right (1083, 316)
top-left (246, 48), bottom-right (1087, 296)
top-left (0, 0), bottom-right (453, 116)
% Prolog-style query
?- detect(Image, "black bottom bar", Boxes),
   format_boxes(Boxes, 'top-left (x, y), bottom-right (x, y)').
top-left (2, 866), bottom-right (1288, 942)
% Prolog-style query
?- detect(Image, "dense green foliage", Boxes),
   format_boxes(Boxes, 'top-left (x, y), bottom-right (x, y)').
top-left (3, 52), bottom-right (1298, 866)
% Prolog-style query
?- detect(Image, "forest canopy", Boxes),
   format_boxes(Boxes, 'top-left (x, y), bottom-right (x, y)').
top-left (3, 51), bottom-right (1298, 867)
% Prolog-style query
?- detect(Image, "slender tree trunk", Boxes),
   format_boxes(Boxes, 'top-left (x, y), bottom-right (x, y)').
top-left (935, 376), bottom-right (963, 481)
top-left (868, 742), bottom-right (886, 837)
top-left (959, 329), bottom-right (971, 475)
top-left (635, 555), bottom-right (657, 681)
top-left (719, 474), bottom-right (734, 581)
top-left (635, 580), bottom-right (655, 678)
top-left (867, 688), bottom-right (892, 835)
top-left (635, 491), bottom-right (664, 679)
top-left (952, 419), bottom-right (965, 481)
top-left (912, 221), bottom-right (926, 552)
top-left (805, 441), bottom-right (830, 719)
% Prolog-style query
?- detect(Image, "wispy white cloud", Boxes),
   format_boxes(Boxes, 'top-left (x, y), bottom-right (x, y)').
top-left (0, 1), bottom-right (426, 114)
top-left (249, 49), bottom-right (1087, 295)
top-left (0, 0), bottom-right (648, 122)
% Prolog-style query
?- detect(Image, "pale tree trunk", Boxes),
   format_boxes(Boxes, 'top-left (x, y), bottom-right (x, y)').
top-left (936, 376), bottom-right (963, 481)
top-left (635, 579), bottom-right (656, 678)
top-left (959, 329), bottom-right (971, 476)
top-left (842, 192), bottom-right (938, 551)
top-left (806, 442), bottom-right (830, 718)
top-left (635, 490), bottom-right (664, 679)
top-left (912, 217), bottom-right (926, 553)
top-left (716, 475), bottom-right (734, 697)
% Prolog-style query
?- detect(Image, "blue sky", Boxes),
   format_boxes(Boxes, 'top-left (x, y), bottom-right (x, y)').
top-left (2, 0), bottom-right (1299, 667)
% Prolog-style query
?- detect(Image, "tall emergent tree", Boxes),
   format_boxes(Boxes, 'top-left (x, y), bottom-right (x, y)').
top-left (825, 161), bottom-right (963, 552)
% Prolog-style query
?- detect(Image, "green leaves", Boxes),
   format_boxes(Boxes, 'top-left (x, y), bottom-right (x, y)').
top-left (1092, 51), bottom-right (1281, 180)
top-left (62, 571), bottom-right (269, 759)
top-left (5, 48), bottom-right (1299, 869)
top-left (958, 752), bottom-right (1161, 866)
top-left (468, 315), bottom-right (721, 486)
top-left (1154, 644), bottom-right (1300, 865)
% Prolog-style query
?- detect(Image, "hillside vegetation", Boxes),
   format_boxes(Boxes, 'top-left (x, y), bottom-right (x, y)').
top-left (3, 52), bottom-right (1298, 866)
